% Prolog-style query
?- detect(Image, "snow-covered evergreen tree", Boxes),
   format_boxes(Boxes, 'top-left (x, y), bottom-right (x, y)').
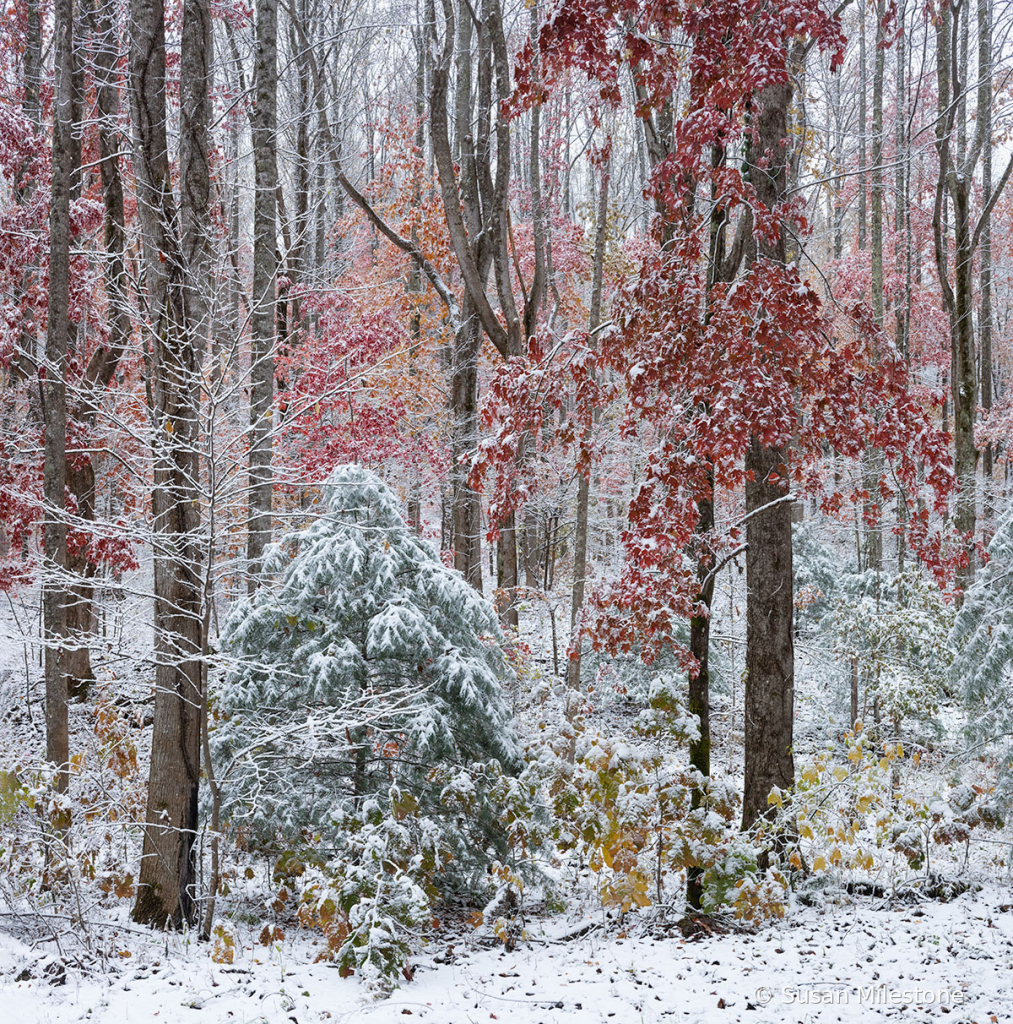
top-left (952, 511), bottom-right (1013, 801)
top-left (210, 465), bottom-right (523, 985)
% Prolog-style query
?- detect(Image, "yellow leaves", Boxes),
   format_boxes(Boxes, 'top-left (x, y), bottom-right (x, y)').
top-left (833, 766), bottom-right (848, 782)
top-left (847, 745), bottom-right (864, 764)
top-left (799, 823), bottom-right (814, 840)
top-left (732, 873), bottom-right (788, 923)
top-left (767, 787), bottom-right (784, 808)
top-left (788, 851), bottom-right (802, 870)
top-left (211, 925), bottom-right (235, 965)
top-left (0, 771), bottom-right (26, 824)
top-left (800, 767), bottom-right (820, 785)
top-left (812, 855), bottom-right (827, 871)
top-left (601, 874), bottom-right (652, 914)
top-left (829, 847), bottom-right (843, 867)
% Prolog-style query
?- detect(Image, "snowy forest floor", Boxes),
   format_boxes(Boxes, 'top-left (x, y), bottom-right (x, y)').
top-left (2, 884), bottom-right (1012, 1023)
top-left (3, 566), bottom-right (1013, 1023)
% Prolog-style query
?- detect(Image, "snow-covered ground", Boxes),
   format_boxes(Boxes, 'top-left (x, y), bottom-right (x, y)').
top-left (3, 885), bottom-right (1011, 1023)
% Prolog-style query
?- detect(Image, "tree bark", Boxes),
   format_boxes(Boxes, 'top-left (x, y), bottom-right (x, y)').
top-left (63, 0), bottom-right (134, 696)
top-left (451, 303), bottom-right (484, 591)
top-left (247, 0), bottom-right (278, 590)
top-left (741, 75), bottom-right (795, 840)
top-left (931, 0), bottom-right (1006, 588)
top-left (871, 0), bottom-right (885, 322)
top-left (43, 0), bottom-right (74, 800)
top-left (566, 162), bottom-right (608, 696)
top-left (858, 8), bottom-right (867, 252)
top-left (979, 0), bottom-right (994, 542)
top-left (742, 439), bottom-right (794, 834)
top-left (130, 0), bottom-right (209, 929)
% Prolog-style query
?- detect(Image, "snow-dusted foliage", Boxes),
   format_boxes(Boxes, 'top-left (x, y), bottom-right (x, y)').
top-left (952, 513), bottom-right (1013, 800)
top-left (210, 465), bottom-right (521, 985)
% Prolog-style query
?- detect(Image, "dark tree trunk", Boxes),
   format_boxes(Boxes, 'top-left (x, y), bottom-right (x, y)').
top-left (742, 439), bottom-right (794, 833)
top-left (63, 0), bottom-right (134, 697)
top-left (130, 0), bottom-right (209, 929)
top-left (44, 0), bottom-right (74, 799)
top-left (23, 0), bottom-right (41, 123)
top-left (741, 75), bottom-right (795, 840)
top-left (686, 486), bottom-right (715, 907)
top-left (451, 303), bottom-right (484, 592)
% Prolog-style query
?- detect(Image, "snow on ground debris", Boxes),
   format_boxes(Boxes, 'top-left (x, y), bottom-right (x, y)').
top-left (3, 885), bottom-right (1012, 1024)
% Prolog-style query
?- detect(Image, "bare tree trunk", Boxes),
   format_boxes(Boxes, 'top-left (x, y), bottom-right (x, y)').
top-left (566, 163), bottom-right (608, 697)
top-left (850, 656), bottom-right (859, 729)
top-left (43, 0), bottom-right (74, 801)
top-left (858, 9), bottom-right (867, 251)
top-left (931, 0), bottom-right (1008, 587)
top-left (741, 76), bottom-right (795, 841)
top-left (63, 0), bottom-right (134, 697)
top-left (451, 305), bottom-right (484, 591)
top-left (24, 0), bottom-right (41, 123)
top-left (871, 0), bottom-right (885, 321)
top-left (980, 0), bottom-right (994, 543)
top-left (894, 4), bottom-right (907, 356)
top-left (130, 0), bottom-right (209, 929)
top-left (247, 0), bottom-right (278, 590)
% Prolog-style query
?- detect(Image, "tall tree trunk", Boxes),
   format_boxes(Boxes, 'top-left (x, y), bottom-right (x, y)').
top-left (687, 133), bottom-right (745, 907)
top-left (566, 162), bottom-right (608, 696)
top-left (980, 0), bottom-right (994, 542)
top-left (23, 0), bottom-right (41, 123)
top-left (247, 0), bottom-right (278, 590)
top-left (894, 4), bottom-right (907, 356)
top-left (685, 477), bottom-right (716, 906)
top-left (130, 0), bottom-right (209, 929)
top-left (44, 0), bottom-right (74, 800)
top-left (451, 304), bottom-right (484, 592)
top-left (858, 9), bottom-right (867, 252)
top-left (741, 76), bottom-right (795, 841)
top-left (931, 0), bottom-right (1007, 588)
top-left (871, 0), bottom-right (885, 322)
top-left (64, 0), bottom-right (134, 696)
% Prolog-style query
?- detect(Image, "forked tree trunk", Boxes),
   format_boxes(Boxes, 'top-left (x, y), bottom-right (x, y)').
top-left (932, 0), bottom-right (1008, 590)
top-left (130, 0), bottom-right (210, 929)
